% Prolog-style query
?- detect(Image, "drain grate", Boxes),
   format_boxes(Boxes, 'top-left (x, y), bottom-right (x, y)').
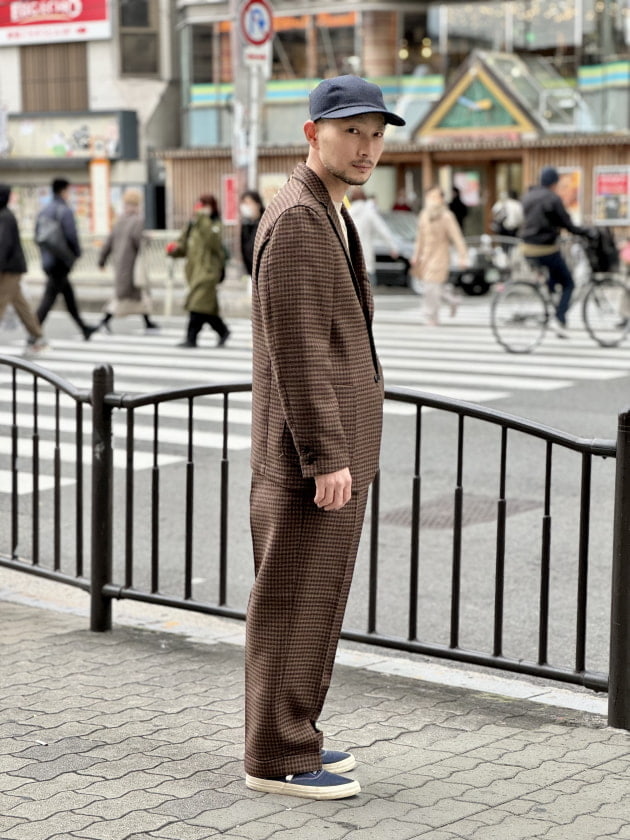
top-left (379, 493), bottom-right (540, 530)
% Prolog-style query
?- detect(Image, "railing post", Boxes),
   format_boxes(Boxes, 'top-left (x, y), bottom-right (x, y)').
top-left (608, 409), bottom-right (630, 730)
top-left (90, 364), bottom-right (114, 632)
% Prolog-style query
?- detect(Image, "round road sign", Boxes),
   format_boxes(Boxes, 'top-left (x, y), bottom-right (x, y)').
top-left (240, 0), bottom-right (273, 47)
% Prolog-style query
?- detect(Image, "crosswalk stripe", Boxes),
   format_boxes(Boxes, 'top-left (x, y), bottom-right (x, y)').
top-left (1, 299), bottom-right (626, 494)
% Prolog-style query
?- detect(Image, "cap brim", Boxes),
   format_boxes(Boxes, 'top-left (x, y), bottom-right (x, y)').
top-left (316, 104), bottom-right (406, 127)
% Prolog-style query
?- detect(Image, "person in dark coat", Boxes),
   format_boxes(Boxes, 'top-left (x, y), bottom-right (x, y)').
top-left (520, 166), bottom-right (592, 337)
top-left (239, 190), bottom-right (264, 277)
top-left (0, 184), bottom-right (48, 354)
top-left (34, 178), bottom-right (96, 340)
top-left (167, 194), bottom-right (230, 348)
top-left (448, 186), bottom-right (468, 232)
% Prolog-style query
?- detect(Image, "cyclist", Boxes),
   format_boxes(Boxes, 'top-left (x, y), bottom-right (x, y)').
top-left (520, 166), bottom-right (592, 338)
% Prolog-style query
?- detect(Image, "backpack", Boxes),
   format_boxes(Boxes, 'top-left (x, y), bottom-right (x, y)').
top-left (35, 205), bottom-right (76, 268)
top-left (584, 227), bottom-right (619, 273)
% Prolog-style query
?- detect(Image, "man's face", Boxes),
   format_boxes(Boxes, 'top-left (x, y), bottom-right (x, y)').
top-left (306, 113), bottom-right (386, 192)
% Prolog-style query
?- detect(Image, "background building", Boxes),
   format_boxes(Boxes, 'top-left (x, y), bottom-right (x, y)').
top-left (1, 0), bottom-right (628, 236)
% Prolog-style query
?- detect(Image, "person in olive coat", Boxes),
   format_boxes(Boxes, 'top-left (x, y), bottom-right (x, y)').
top-left (167, 194), bottom-right (230, 348)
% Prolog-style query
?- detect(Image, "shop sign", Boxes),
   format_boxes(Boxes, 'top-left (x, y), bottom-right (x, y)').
top-left (593, 166), bottom-right (630, 225)
top-left (4, 111), bottom-right (137, 160)
top-left (0, 0), bottom-right (111, 45)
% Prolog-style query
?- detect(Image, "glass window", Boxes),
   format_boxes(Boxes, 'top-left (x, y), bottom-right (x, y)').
top-left (192, 24), bottom-right (214, 84)
top-left (119, 0), bottom-right (160, 76)
top-left (120, 0), bottom-right (149, 28)
top-left (316, 25), bottom-right (355, 78)
top-left (272, 28), bottom-right (308, 78)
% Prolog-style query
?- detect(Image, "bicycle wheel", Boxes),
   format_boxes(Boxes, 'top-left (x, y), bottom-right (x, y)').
top-left (491, 281), bottom-right (548, 353)
top-left (582, 278), bottom-right (630, 347)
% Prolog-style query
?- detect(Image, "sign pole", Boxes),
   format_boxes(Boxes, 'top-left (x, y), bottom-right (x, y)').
top-left (238, 0), bottom-right (273, 192)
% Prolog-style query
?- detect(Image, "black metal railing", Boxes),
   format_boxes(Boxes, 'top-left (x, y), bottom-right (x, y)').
top-left (2, 356), bottom-right (630, 729)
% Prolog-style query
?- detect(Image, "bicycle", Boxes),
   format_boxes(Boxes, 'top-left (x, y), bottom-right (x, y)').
top-left (491, 234), bottom-right (630, 353)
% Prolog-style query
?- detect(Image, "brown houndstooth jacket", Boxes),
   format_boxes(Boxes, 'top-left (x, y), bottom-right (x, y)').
top-left (250, 163), bottom-right (384, 492)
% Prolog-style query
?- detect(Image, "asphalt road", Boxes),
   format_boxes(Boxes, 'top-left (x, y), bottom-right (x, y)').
top-left (1, 290), bottom-right (628, 689)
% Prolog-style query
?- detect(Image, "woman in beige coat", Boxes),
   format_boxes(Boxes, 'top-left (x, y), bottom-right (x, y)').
top-left (411, 186), bottom-right (468, 325)
top-left (97, 189), bottom-right (158, 333)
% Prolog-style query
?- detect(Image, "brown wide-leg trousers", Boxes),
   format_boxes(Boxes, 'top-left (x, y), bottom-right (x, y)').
top-left (0, 273), bottom-right (43, 340)
top-left (245, 473), bottom-right (369, 778)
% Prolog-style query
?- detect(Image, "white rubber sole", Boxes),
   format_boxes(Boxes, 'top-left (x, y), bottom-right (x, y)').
top-left (245, 774), bottom-right (361, 800)
top-left (322, 754), bottom-right (357, 774)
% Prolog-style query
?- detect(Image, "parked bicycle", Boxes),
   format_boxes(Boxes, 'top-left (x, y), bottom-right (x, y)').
top-left (491, 232), bottom-right (629, 353)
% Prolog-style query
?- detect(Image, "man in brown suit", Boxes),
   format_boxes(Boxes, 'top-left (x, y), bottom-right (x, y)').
top-left (245, 76), bottom-right (405, 800)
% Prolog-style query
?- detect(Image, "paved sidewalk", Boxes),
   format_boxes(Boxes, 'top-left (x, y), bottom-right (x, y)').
top-left (1, 575), bottom-right (629, 840)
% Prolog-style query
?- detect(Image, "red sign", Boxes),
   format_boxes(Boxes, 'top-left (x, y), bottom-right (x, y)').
top-left (0, 0), bottom-right (111, 44)
top-left (596, 172), bottom-right (629, 195)
top-left (222, 174), bottom-right (239, 226)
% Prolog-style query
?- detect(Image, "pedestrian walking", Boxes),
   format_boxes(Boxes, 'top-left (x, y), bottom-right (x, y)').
top-left (347, 186), bottom-right (399, 285)
top-left (96, 189), bottom-right (159, 333)
top-left (167, 194), bottom-right (230, 348)
top-left (448, 185), bottom-right (468, 232)
top-left (239, 190), bottom-right (265, 278)
top-left (491, 190), bottom-right (524, 238)
top-left (245, 74), bottom-right (405, 801)
top-left (411, 185), bottom-right (468, 326)
top-left (0, 183), bottom-right (48, 355)
top-left (520, 166), bottom-right (593, 338)
top-left (34, 178), bottom-right (97, 340)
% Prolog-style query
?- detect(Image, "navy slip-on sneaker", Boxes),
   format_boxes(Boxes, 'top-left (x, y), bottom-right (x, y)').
top-left (245, 769), bottom-right (360, 800)
top-left (321, 748), bottom-right (356, 773)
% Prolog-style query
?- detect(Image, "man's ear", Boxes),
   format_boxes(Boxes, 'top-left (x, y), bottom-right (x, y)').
top-left (303, 120), bottom-right (318, 147)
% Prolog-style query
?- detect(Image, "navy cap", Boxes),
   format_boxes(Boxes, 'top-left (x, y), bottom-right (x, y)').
top-left (309, 75), bottom-right (406, 127)
top-left (540, 166), bottom-right (560, 187)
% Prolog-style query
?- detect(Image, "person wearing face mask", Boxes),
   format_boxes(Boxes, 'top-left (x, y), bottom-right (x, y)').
top-left (239, 190), bottom-right (265, 277)
top-left (167, 194), bottom-right (230, 348)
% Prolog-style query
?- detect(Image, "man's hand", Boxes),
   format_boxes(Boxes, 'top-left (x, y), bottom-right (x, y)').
top-left (314, 468), bottom-right (352, 511)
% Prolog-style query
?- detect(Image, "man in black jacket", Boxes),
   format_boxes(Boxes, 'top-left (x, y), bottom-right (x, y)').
top-left (34, 178), bottom-right (96, 340)
top-left (520, 166), bottom-right (591, 338)
top-left (0, 183), bottom-right (48, 355)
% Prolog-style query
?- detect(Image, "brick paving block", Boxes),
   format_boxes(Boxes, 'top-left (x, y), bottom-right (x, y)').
top-left (187, 796), bottom-right (289, 832)
top-left (544, 815), bottom-right (626, 839)
top-left (512, 758), bottom-right (598, 787)
top-left (76, 789), bottom-right (172, 819)
top-left (0, 817), bottom-right (27, 837)
top-left (461, 778), bottom-right (551, 807)
top-left (149, 823), bottom-right (229, 840)
top-left (144, 752), bottom-right (235, 779)
top-left (79, 769), bottom-right (173, 799)
top-left (393, 796), bottom-right (485, 830)
top-left (5, 791), bottom-right (101, 822)
top-left (8, 751), bottom-right (104, 781)
top-left (595, 756), bottom-right (630, 773)
top-left (151, 788), bottom-right (242, 820)
top-left (332, 795), bottom-right (417, 829)
top-left (337, 818), bottom-right (434, 840)
top-left (146, 737), bottom-right (227, 760)
top-left (391, 778), bottom-right (476, 808)
top-left (15, 736), bottom-right (106, 762)
top-left (76, 752), bottom-right (167, 780)
top-left (0, 812), bottom-right (100, 840)
top-left (563, 739), bottom-right (630, 767)
top-left (67, 811), bottom-right (173, 840)
top-left (148, 772), bottom-right (222, 799)
top-left (87, 736), bottom-right (169, 760)
top-left (5, 771), bottom-right (102, 800)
